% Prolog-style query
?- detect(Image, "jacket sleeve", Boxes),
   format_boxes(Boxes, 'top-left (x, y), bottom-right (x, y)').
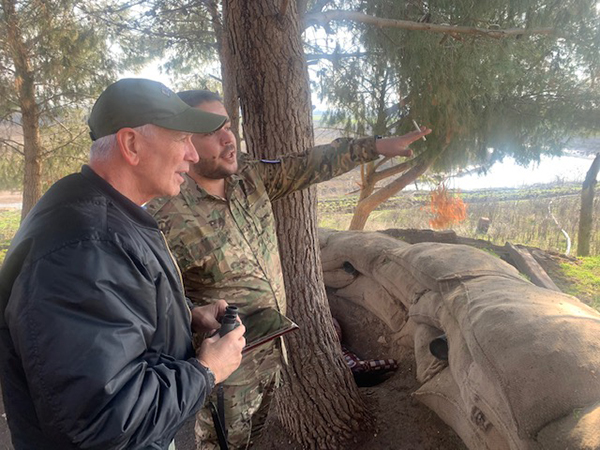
top-left (6, 239), bottom-right (211, 449)
top-left (253, 137), bottom-right (379, 202)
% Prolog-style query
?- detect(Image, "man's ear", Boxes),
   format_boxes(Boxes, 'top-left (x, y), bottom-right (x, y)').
top-left (115, 128), bottom-right (142, 166)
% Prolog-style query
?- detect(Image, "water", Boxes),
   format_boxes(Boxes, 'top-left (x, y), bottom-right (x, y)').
top-left (445, 153), bottom-right (596, 191)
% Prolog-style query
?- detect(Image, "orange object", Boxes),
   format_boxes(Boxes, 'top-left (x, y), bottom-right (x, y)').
top-left (427, 183), bottom-right (467, 229)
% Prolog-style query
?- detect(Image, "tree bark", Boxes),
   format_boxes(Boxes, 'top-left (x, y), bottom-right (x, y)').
top-left (577, 153), bottom-right (600, 256)
top-left (223, 1), bottom-right (370, 448)
top-left (3, 0), bottom-right (43, 220)
top-left (207, 1), bottom-right (241, 144)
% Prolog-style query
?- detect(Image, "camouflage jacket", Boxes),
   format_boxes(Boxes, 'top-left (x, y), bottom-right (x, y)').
top-left (146, 137), bottom-right (379, 318)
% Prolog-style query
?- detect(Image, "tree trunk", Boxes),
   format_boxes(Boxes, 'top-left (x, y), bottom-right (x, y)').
top-left (3, 0), bottom-right (43, 220)
top-left (577, 153), bottom-right (600, 256)
top-left (207, 2), bottom-right (241, 144)
top-left (223, 1), bottom-right (370, 448)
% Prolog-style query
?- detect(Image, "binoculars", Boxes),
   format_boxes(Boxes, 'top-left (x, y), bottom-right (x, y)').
top-left (219, 305), bottom-right (241, 337)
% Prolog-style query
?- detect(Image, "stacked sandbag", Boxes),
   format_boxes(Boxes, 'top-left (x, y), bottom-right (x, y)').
top-left (319, 228), bottom-right (412, 333)
top-left (319, 229), bottom-right (600, 450)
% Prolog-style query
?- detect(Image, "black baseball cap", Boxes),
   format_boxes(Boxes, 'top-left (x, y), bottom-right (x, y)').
top-left (88, 78), bottom-right (227, 141)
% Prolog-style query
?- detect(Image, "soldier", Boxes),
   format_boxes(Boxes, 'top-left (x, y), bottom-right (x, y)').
top-left (146, 90), bottom-right (432, 450)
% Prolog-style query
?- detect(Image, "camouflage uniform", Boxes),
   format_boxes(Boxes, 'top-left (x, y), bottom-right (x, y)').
top-left (146, 137), bottom-right (379, 450)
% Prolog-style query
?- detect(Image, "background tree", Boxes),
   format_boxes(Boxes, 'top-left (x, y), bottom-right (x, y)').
top-left (577, 153), bottom-right (600, 256)
top-left (0, 0), bottom-right (151, 219)
top-left (308, 0), bottom-right (600, 229)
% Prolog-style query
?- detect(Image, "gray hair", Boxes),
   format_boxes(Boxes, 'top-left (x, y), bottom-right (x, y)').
top-left (89, 124), bottom-right (156, 162)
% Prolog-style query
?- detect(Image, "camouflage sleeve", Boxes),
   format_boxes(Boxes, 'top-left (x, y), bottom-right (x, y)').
top-left (146, 197), bottom-right (200, 274)
top-left (253, 137), bottom-right (379, 202)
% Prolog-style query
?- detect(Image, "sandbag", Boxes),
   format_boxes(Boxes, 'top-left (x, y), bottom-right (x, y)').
top-left (536, 402), bottom-right (600, 450)
top-left (396, 243), bottom-right (522, 290)
top-left (408, 290), bottom-right (444, 329)
top-left (335, 274), bottom-right (407, 332)
top-left (319, 229), bottom-right (409, 272)
top-left (441, 275), bottom-right (600, 441)
top-left (414, 368), bottom-right (512, 450)
top-left (413, 323), bottom-right (447, 383)
top-left (323, 267), bottom-right (357, 289)
top-left (320, 229), bottom-right (600, 449)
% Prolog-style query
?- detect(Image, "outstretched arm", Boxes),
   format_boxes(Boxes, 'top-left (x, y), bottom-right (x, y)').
top-left (251, 126), bottom-right (432, 201)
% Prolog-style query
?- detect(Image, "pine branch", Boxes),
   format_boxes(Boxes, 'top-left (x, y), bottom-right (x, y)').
top-left (42, 129), bottom-right (87, 156)
top-left (304, 10), bottom-right (554, 39)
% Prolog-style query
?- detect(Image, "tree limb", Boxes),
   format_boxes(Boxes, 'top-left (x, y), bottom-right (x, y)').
top-left (365, 147), bottom-right (440, 206)
top-left (0, 138), bottom-right (24, 155)
top-left (305, 52), bottom-right (370, 62)
top-left (304, 10), bottom-right (554, 39)
top-left (373, 159), bottom-right (413, 182)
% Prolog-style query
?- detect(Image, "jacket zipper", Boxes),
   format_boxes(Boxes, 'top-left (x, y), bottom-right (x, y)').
top-left (161, 231), bottom-right (192, 323)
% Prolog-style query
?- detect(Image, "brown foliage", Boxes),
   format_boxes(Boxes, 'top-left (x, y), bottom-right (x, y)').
top-left (427, 184), bottom-right (467, 229)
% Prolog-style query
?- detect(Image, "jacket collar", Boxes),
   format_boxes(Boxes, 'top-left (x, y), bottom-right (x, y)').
top-left (81, 165), bottom-right (158, 228)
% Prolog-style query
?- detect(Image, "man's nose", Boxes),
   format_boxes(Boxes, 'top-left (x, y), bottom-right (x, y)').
top-left (218, 127), bottom-right (235, 144)
top-left (185, 138), bottom-right (200, 163)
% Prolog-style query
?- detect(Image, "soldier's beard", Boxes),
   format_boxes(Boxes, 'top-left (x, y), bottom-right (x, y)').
top-left (193, 144), bottom-right (238, 180)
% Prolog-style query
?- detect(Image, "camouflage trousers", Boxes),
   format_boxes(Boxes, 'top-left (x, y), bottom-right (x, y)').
top-left (195, 341), bottom-right (282, 450)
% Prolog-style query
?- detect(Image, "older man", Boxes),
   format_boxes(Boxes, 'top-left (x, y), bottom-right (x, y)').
top-left (147, 89), bottom-right (431, 449)
top-left (0, 79), bottom-right (246, 450)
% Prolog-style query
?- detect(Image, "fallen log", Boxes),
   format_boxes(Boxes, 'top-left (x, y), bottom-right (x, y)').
top-left (504, 242), bottom-right (561, 292)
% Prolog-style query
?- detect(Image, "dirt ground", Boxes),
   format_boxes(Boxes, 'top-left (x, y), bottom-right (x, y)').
top-left (251, 354), bottom-right (467, 450)
top-left (249, 285), bottom-right (468, 450)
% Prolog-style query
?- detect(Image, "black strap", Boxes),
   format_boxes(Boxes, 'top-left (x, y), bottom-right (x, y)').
top-left (208, 399), bottom-right (229, 450)
top-left (217, 385), bottom-right (227, 439)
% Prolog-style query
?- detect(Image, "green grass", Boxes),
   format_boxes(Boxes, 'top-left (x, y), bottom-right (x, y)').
top-left (0, 209), bottom-right (21, 265)
top-left (560, 256), bottom-right (600, 309)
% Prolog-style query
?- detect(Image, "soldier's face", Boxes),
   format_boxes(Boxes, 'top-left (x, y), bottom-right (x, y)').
top-left (190, 101), bottom-right (238, 180)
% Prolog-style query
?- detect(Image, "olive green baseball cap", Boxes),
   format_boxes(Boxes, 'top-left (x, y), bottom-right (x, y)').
top-left (88, 78), bottom-right (227, 141)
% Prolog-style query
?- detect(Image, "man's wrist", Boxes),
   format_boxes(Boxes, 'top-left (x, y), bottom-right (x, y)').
top-left (196, 360), bottom-right (216, 390)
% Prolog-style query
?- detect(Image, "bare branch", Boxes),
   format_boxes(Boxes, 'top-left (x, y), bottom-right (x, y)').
top-left (305, 52), bottom-right (370, 62)
top-left (0, 138), bottom-right (25, 155)
top-left (373, 159), bottom-right (413, 182)
top-left (374, 155), bottom-right (392, 170)
top-left (362, 147), bottom-right (440, 207)
top-left (304, 10), bottom-right (554, 39)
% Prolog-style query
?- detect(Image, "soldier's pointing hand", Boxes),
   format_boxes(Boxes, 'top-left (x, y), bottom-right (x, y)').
top-left (375, 126), bottom-right (432, 158)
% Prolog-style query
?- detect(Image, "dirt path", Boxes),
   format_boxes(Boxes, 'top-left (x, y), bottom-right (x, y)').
top-left (252, 351), bottom-right (467, 450)
top-left (0, 192), bottom-right (22, 210)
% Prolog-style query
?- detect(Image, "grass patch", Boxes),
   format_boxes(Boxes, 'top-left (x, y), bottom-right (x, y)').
top-left (560, 256), bottom-right (600, 310)
top-left (0, 209), bottom-right (21, 265)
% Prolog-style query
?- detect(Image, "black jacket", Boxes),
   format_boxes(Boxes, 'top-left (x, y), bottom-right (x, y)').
top-left (0, 166), bottom-right (212, 449)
